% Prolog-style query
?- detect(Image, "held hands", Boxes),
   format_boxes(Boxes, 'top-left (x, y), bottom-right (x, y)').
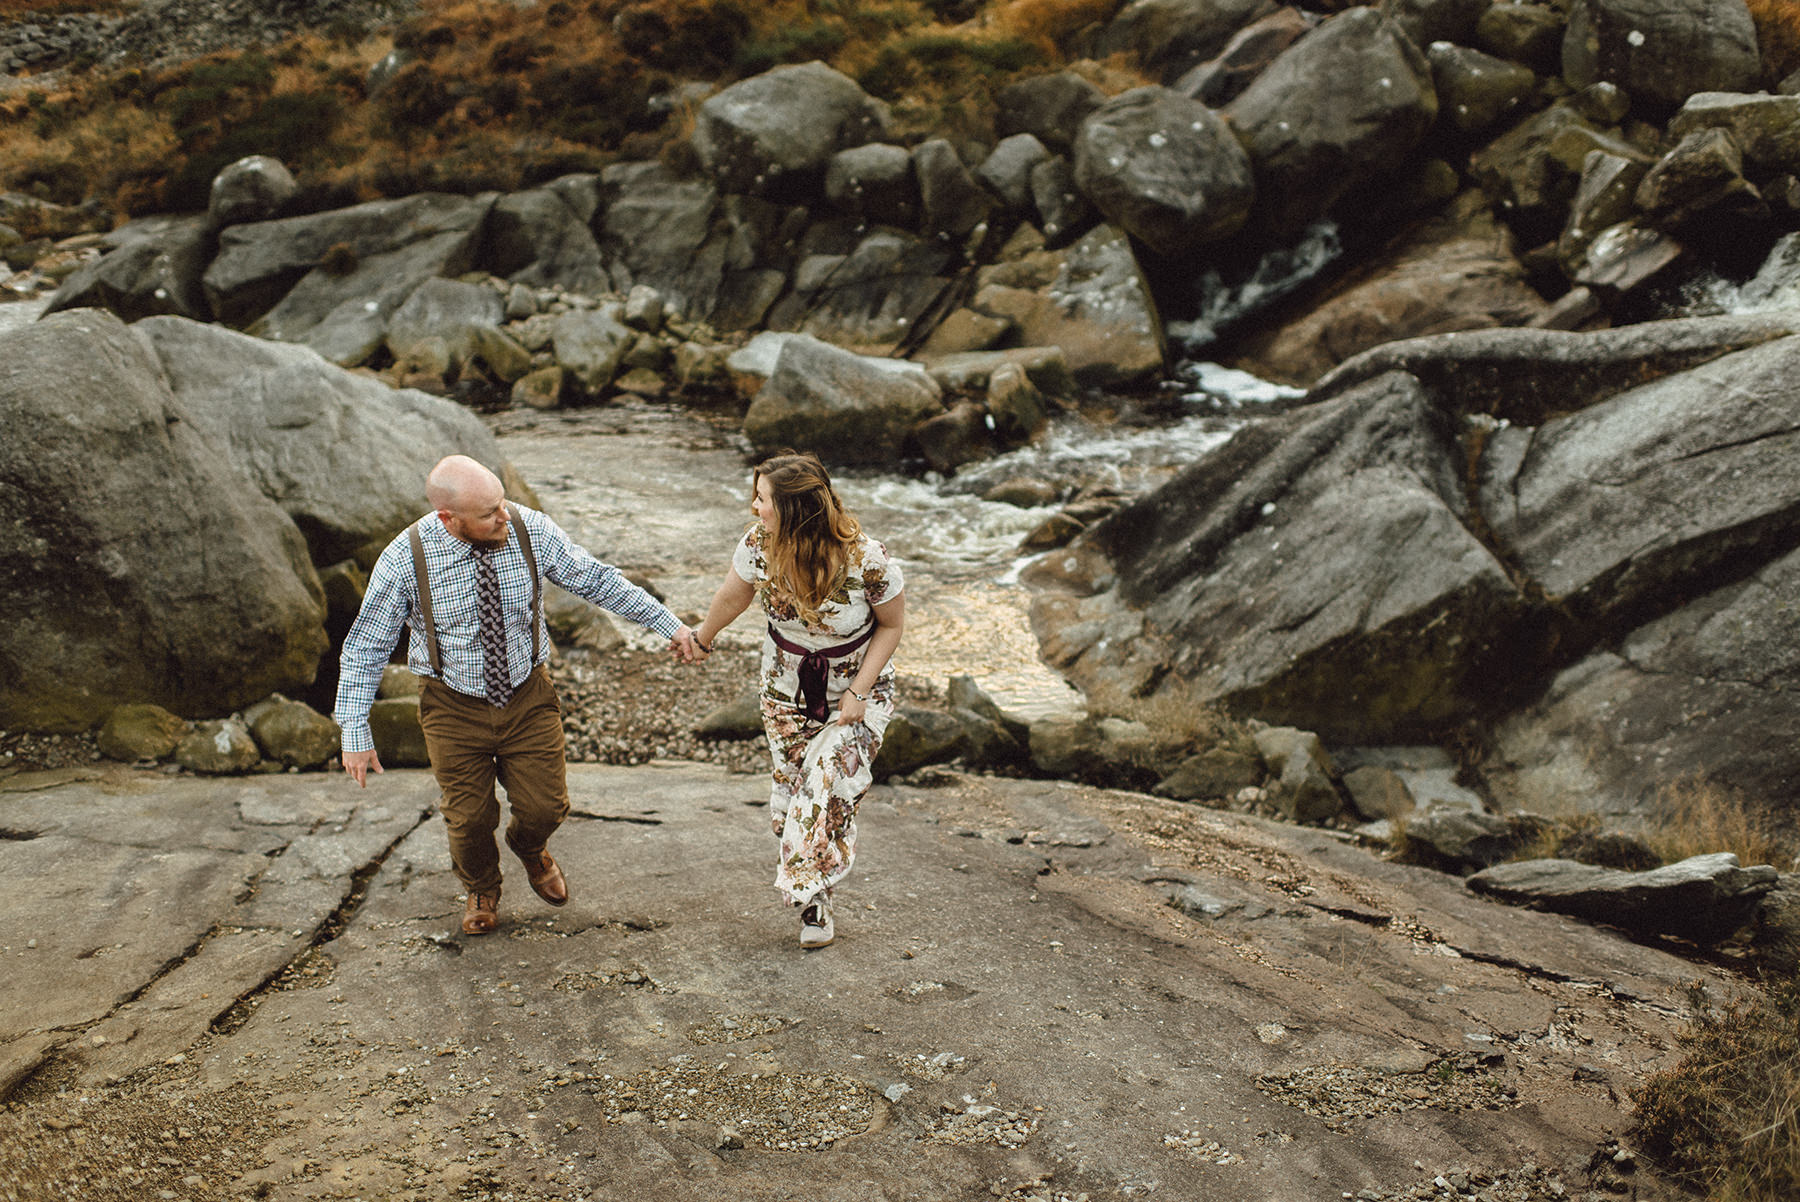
top-left (342, 748), bottom-right (383, 787)
top-left (671, 626), bottom-right (710, 665)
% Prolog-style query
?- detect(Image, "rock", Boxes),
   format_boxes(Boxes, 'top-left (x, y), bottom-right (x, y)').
top-left (672, 341), bottom-right (731, 390)
top-left (921, 347), bottom-right (1078, 401)
top-left (1635, 126), bottom-right (1764, 230)
top-left (552, 307), bottom-right (635, 398)
top-left (1563, 0), bottom-right (1761, 113)
top-left (0, 310), bottom-right (326, 733)
top-left (976, 134), bottom-right (1051, 213)
top-left (913, 401), bottom-right (992, 474)
top-left (694, 693), bottom-right (763, 740)
top-left (945, 676), bottom-right (1031, 747)
top-left (1028, 714), bottom-right (1160, 788)
top-left (596, 162), bottom-right (734, 325)
top-left (1378, 0), bottom-right (1489, 48)
top-left (1469, 99), bottom-right (1614, 246)
top-left (825, 143), bottom-right (919, 228)
top-left (1428, 42), bottom-right (1538, 139)
top-left (96, 703), bottom-right (188, 763)
top-left (982, 478), bottom-right (1059, 508)
top-left (624, 286), bottom-right (664, 332)
top-left (742, 334), bottom-right (942, 465)
top-left (912, 139), bottom-right (997, 239)
top-left (1029, 155), bottom-right (1094, 247)
top-left (915, 307), bottom-right (1013, 357)
top-left (1172, 7), bottom-right (1313, 107)
top-left (469, 326), bottom-right (533, 384)
top-left (1474, 1), bottom-right (1566, 71)
top-left (969, 224), bottom-right (1166, 388)
top-left (513, 365), bottom-right (567, 410)
top-left (385, 278), bottom-right (505, 370)
top-left (1753, 874), bottom-right (1800, 974)
top-left (482, 180), bottom-right (607, 296)
top-left (205, 192), bottom-right (494, 364)
top-left (242, 695), bottom-right (339, 769)
top-left (1557, 151), bottom-right (1653, 267)
top-left (1153, 744), bottom-right (1263, 802)
top-left (996, 71), bottom-right (1105, 154)
top-left (1251, 726), bottom-right (1341, 823)
top-left (1342, 765), bottom-right (1416, 821)
top-left (1668, 92), bottom-right (1800, 178)
top-left (175, 718), bottom-right (263, 775)
top-left (875, 708), bottom-right (969, 779)
top-left (1555, 827), bottom-right (1659, 871)
top-left (691, 61), bottom-right (890, 200)
top-left (1028, 372), bottom-right (1524, 742)
top-left (1071, 86), bottom-right (1255, 258)
top-left (1467, 852), bottom-right (1778, 944)
top-left (1569, 221), bottom-right (1688, 294)
top-left (1402, 808), bottom-right (1525, 874)
top-left (44, 215), bottom-right (213, 322)
top-left (1227, 191), bottom-right (1549, 387)
top-left (505, 282), bottom-right (537, 320)
top-left (544, 584), bottom-right (624, 653)
top-left (1226, 7), bottom-right (1438, 237)
top-left (208, 155), bottom-right (297, 228)
top-left (766, 228), bottom-right (957, 354)
top-left (1096, 0), bottom-right (1279, 82)
top-left (1021, 511), bottom-right (1087, 552)
top-left (1310, 310), bottom-right (1800, 425)
top-left (951, 707), bottom-right (1028, 770)
top-left (368, 697), bottom-right (429, 767)
top-left (985, 362), bottom-right (1048, 444)
top-left (129, 316), bottom-right (505, 566)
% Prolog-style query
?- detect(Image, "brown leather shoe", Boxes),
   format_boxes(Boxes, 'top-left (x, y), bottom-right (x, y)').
top-left (520, 851), bottom-right (568, 906)
top-left (462, 890), bottom-right (500, 935)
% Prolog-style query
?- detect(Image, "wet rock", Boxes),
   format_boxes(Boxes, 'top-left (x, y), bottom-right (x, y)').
top-left (1467, 852), bottom-right (1777, 944)
top-left (1378, 0), bottom-right (1489, 48)
top-left (1474, 1), bottom-right (1565, 71)
top-left (1020, 511), bottom-right (1086, 552)
top-left (1557, 150), bottom-right (1652, 267)
top-left (1668, 92), bottom-right (1800, 178)
top-left (915, 308), bottom-right (1012, 357)
top-left (985, 362), bottom-right (1048, 444)
top-left (981, 478), bottom-right (1059, 508)
top-left (913, 401), bottom-right (993, 474)
top-left (208, 155), bottom-right (297, 228)
top-left (96, 704), bottom-right (188, 763)
top-left (1428, 42), bottom-right (1538, 139)
top-left (1072, 86), bottom-right (1255, 258)
top-left (175, 718), bottom-right (262, 775)
top-left (920, 347), bottom-right (1077, 402)
top-left (243, 695), bottom-right (339, 769)
top-left (1635, 126), bottom-right (1765, 230)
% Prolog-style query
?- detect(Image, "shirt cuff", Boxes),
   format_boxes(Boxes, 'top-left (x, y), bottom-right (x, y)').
top-left (339, 721), bottom-right (375, 755)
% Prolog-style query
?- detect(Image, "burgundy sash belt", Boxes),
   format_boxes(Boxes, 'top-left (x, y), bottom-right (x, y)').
top-left (767, 623), bottom-right (874, 722)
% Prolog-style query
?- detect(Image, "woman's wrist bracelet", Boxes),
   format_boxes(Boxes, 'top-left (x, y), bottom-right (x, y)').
top-left (847, 687), bottom-right (868, 702)
top-left (694, 635), bottom-right (713, 653)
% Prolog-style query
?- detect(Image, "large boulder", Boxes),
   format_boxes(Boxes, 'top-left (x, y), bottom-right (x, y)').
top-left (826, 143), bottom-right (919, 228)
top-left (384, 278), bottom-right (505, 370)
top-left (968, 224), bottom-right (1167, 388)
top-left (1563, 0), bottom-right (1762, 113)
top-left (1096, 0), bottom-right (1279, 82)
top-left (691, 61), bottom-right (890, 199)
top-left (995, 71), bottom-right (1106, 154)
top-left (0, 310), bottom-right (327, 732)
top-left (1668, 92), bottom-right (1800, 178)
top-left (130, 316), bottom-right (504, 566)
top-left (912, 139), bottom-right (998, 239)
top-left (482, 179), bottom-right (608, 296)
top-left (1172, 7), bottom-right (1314, 108)
top-left (766, 228), bottom-right (956, 354)
top-left (45, 215), bottom-right (214, 322)
top-left (203, 192), bottom-right (494, 365)
top-left (1028, 371), bottom-right (1527, 739)
top-left (1468, 853), bottom-right (1778, 945)
top-left (1228, 191), bottom-right (1549, 387)
top-left (551, 306), bottom-right (636, 397)
top-left (208, 155), bottom-right (297, 228)
top-left (1226, 7), bottom-right (1438, 236)
top-left (742, 334), bottom-right (942, 465)
top-left (1071, 86), bottom-right (1255, 258)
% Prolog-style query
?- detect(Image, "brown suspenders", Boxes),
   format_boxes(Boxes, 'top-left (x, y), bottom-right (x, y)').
top-left (407, 512), bottom-right (542, 677)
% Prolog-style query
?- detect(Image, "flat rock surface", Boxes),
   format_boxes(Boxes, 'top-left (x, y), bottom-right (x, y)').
top-left (0, 763), bottom-right (1714, 1200)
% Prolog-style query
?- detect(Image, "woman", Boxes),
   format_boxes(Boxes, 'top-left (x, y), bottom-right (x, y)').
top-left (693, 451), bottom-right (904, 949)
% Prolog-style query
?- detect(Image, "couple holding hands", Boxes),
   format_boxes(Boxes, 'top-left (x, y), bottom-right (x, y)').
top-left (334, 451), bottom-right (902, 950)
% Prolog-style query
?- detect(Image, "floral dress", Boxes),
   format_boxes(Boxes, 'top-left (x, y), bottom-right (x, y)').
top-left (732, 525), bottom-right (903, 906)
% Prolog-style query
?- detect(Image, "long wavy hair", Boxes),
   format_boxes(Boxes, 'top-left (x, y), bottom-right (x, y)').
top-left (755, 451), bottom-right (862, 624)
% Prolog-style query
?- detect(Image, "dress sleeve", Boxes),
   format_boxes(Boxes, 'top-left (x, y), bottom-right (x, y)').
top-left (731, 525), bottom-right (763, 585)
top-left (861, 537), bottom-right (903, 605)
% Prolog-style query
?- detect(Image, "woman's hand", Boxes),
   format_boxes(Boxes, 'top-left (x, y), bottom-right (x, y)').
top-left (836, 689), bottom-right (867, 726)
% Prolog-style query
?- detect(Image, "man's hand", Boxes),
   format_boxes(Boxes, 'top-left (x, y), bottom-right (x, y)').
top-left (671, 626), bottom-right (707, 665)
top-left (342, 748), bottom-right (383, 787)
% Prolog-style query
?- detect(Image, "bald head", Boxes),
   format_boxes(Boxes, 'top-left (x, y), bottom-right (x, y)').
top-left (429, 455), bottom-right (511, 548)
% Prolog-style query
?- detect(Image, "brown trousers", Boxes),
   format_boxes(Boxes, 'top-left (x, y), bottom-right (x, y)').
top-left (418, 664), bottom-right (569, 896)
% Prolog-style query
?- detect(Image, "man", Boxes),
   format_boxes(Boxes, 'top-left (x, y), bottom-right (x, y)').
top-left (336, 454), bottom-right (703, 935)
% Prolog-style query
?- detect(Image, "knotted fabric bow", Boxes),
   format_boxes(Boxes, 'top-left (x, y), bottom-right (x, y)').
top-left (766, 623), bottom-right (875, 721)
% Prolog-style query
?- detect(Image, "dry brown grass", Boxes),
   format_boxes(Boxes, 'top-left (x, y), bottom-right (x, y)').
top-left (1748, 0), bottom-right (1800, 81)
top-left (1644, 775), bottom-right (1794, 871)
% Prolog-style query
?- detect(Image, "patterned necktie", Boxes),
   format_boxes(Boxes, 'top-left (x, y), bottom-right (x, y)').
top-left (472, 548), bottom-right (513, 707)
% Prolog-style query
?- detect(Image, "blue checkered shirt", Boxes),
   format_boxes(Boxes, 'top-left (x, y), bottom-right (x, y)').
top-left (334, 504), bottom-right (680, 754)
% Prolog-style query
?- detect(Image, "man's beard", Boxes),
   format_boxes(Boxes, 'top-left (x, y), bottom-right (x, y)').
top-left (470, 531), bottom-right (509, 550)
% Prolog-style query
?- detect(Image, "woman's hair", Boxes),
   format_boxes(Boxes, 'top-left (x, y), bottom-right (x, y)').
top-left (755, 450), bottom-right (862, 623)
